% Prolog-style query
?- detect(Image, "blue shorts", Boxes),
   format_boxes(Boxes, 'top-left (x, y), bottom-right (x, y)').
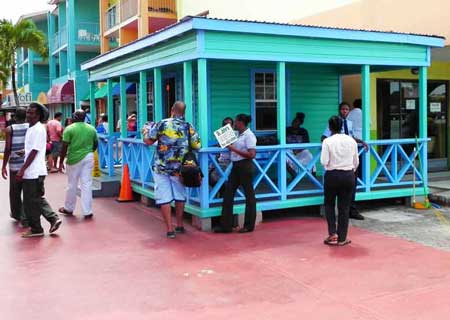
top-left (153, 172), bottom-right (186, 205)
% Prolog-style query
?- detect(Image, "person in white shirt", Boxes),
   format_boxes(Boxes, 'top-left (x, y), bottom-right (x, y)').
top-left (321, 116), bottom-right (359, 246)
top-left (322, 102), bottom-right (367, 221)
top-left (347, 99), bottom-right (362, 140)
top-left (16, 103), bottom-right (62, 238)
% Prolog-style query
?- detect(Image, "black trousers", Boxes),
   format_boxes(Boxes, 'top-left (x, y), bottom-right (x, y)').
top-left (9, 170), bottom-right (26, 223)
top-left (324, 170), bottom-right (355, 242)
top-left (220, 159), bottom-right (256, 232)
top-left (23, 176), bottom-right (58, 233)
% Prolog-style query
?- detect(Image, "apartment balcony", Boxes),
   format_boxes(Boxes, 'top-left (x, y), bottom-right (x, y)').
top-left (104, 0), bottom-right (177, 32)
top-left (76, 22), bottom-right (101, 45)
top-left (52, 26), bottom-right (68, 53)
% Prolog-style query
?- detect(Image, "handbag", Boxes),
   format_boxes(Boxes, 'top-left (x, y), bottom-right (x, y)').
top-left (180, 123), bottom-right (203, 188)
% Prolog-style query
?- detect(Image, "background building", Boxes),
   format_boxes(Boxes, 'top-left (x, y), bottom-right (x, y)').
top-left (47, 0), bottom-right (100, 119)
top-left (296, 0), bottom-right (450, 170)
top-left (15, 11), bottom-right (50, 105)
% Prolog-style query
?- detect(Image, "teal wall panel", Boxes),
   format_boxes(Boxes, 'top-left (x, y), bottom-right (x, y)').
top-left (31, 65), bottom-right (50, 99)
top-left (208, 61), bottom-right (339, 144)
top-left (89, 32), bottom-right (198, 80)
top-left (289, 64), bottom-right (339, 143)
top-left (76, 52), bottom-right (99, 71)
top-left (75, 0), bottom-right (100, 23)
top-left (204, 31), bottom-right (429, 66)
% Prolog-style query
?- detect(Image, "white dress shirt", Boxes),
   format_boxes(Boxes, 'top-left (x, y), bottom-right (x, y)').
top-left (23, 122), bottom-right (48, 179)
top-left (347, 108), bottom-right (362, 139)
top-left (230, 128), bottom-right (257, 162)
top-left (321, 133), bottom-right (359, 171)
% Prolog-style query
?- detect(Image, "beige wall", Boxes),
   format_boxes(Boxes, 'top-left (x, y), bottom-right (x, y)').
top-left (296, 0), bottom-right (450, 44)
top-left (177, 0), bottom-right (357, 23)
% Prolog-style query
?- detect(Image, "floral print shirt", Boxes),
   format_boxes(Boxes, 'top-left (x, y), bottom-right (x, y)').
top-left (148, 116), bottom-right (201, 176)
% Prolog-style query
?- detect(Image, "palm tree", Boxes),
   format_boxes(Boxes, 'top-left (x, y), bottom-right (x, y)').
top-left (0, 19), bottom-right (48, 107)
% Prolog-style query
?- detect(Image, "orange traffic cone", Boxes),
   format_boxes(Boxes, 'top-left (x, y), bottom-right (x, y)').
top-left (117, 164), bottom-right (135, 202)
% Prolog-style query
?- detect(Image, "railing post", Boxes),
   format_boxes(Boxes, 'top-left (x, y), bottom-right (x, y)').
top-left (277, 62), bottom-right (287, 200)
top-left (183, 61), bottom-right (193, 124)
top-left (361, 65), bottom-right (371, 192)
top-left (153, 68), bottom-right (163, 122)
top-left (120, 75), bottom-right (128, 139)
top-left (90, 81), bottom-right (96, 126)
top-left (419, 66), bottom-right (428, 189)
top-left (198, 59), bottom-right (209, 210)
top-left (107, 79), bottom-right (115, 135)
top-left (138, 71), bottom-right (148, 136)
top-left (108, 137), bottom-right (115, 177)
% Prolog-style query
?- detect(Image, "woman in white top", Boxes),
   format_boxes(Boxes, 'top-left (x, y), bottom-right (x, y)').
top-left (214, 114), bottom-right (257, 233)
top-left (321, 116), bottom-right (359, 246)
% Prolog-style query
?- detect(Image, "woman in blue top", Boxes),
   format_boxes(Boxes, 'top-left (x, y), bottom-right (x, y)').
top-left (214, 114), bottom-right (257, 233)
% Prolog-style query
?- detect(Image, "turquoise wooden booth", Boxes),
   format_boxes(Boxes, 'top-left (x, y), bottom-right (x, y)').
top-left (81, 17), bottom-right (444, 220)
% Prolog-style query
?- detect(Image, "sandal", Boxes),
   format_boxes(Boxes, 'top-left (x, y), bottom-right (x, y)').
top-left (338, 239), bottom-right (352, 246)
top-left (58, 207), bottom-right (74, 216)
top-left (323, 234), bottom-right (338, 245)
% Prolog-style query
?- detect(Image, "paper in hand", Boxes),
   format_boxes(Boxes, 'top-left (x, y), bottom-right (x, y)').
top-left (214, 124), bottom-right (238, 148)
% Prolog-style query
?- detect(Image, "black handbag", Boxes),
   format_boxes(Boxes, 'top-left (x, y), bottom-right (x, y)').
top-left (180, 123), bottom-right (203, 187)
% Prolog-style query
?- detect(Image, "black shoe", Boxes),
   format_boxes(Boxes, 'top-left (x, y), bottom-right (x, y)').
top-left (49, 218), bottom-right (62, 234)
top-left (84, 214), bottom-right (94, 220)
top-left (213, 226), bottom-right (232, 233)
top-left (238, 227), bottom-right (254, 233)
top-left (166, 231), bottom-right (176, 239)
top-left (350, 212), bottom-right (365, 220)
top-left (175, 226), bottom-right (186, 234)
top-left (20, 221), bottom-right (30, 228)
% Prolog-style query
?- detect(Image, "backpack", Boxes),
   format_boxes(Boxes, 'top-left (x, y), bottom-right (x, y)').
top-left (180, 123), bottom-right (203, 188)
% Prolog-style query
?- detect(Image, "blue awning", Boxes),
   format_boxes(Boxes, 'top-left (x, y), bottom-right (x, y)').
top-left (112, 83), bottom-right (136, 96)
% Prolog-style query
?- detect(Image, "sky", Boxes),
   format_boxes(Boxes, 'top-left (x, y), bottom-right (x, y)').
top-left (1, 0), bottom-right (357, 23)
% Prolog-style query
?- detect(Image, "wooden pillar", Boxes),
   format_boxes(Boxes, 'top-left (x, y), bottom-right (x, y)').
top-left (106, 78), bottom-right (114, 135)
top-left (197, 59), bottom-right (208, 145)
top-left (183, 61), bottom-right (193, 124)
top-left (198, 58), bottom-right (209, 209)
top-left (120, 75), bottom-right (127, 138)
top-left (90, 81), bottom-right (96, 126)
top-left (419, 66), bottom-right (428, 187)
top-left (276, 62), bottom-right (287, 200)
top-left (153, 68), bottom-right (163, 122)
top-left (361, 65), bottom-right (371, 192)
top-left (138, 71), bottom-right (148, 132)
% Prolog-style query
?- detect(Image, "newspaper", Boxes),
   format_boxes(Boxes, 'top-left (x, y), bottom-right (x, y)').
top-left (214, 124), bottom-right (238, 148)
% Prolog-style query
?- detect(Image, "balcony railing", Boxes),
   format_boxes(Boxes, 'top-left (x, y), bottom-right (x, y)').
top-left (52, 26), bottom-right (67, 52)
top-left (104, 0), bottom-right (138, 31)
top-left (148, 0), bottom-right (177, 15)
top-left (77, 22), bottom-right (100, 44)
top-left (104, 0), bottom-right (176, 31)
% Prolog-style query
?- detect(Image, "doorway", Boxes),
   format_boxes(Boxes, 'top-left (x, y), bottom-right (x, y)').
top-left (163, 76), bottom-right (176, 118)
top-left (377, 79), bottom-right (448, 170)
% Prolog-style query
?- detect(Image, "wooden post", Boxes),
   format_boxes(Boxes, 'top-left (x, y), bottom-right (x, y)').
top-left (183, 61), bottom-right (193, 124)
top-left (198, 58), bottom-right (209, 209)
top-left (277, 62), bottom-right (287, 200)
top-left (138, 71), bottom-right (148, 133)
top-left (153, 68), bottom-right (163, 122)
top-left (90, 81), bottom-right (96, 126)
top-left (106, 78), bottom-right (114, 135)
top-left (361, 64), bottom-right (371, 192)
top-left (419, 66), bottom-right (428, 188)
top-left (120, 75), bottom-right (127, 138)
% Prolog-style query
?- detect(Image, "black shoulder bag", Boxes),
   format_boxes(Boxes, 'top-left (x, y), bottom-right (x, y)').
top-left (180, 123), bottom-right (203, 187)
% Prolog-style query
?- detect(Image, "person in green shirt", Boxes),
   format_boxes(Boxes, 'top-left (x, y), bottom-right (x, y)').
top-left (58, 110), bottom-right (98, 219)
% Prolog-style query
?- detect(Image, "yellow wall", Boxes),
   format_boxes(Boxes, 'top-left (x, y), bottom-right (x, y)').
top-left (342, 62), bottom-right (450, 140)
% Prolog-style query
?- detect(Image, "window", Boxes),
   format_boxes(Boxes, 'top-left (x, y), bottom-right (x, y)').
top-left (254, 72), bottom-right (277, 131)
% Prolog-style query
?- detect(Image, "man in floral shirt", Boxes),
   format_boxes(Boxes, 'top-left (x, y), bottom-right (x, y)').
top-left (143, 101), bottom-right (201, 238)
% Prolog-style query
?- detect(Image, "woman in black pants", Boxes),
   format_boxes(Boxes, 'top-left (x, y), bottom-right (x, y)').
top-left (321, 116), bottom-right (359, 246)
top-left (214, 114), bottom-right (257, 233)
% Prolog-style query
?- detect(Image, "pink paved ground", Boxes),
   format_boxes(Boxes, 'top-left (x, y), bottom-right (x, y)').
top-left (1, 173), bottom-right (450, 320)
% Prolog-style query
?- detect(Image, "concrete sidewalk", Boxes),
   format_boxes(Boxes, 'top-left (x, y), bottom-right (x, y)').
top-left (1, 173), bottom-right (450, 320)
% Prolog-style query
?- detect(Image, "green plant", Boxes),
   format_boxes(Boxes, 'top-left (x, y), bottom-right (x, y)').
top-left (0, 19), bottom-right (48, 106)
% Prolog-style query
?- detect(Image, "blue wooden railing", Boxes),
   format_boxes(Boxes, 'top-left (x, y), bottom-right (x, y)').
top-left (113, 138), bottom-right (428, 210)
top-left (98, 133), bottom-right (122, 176)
